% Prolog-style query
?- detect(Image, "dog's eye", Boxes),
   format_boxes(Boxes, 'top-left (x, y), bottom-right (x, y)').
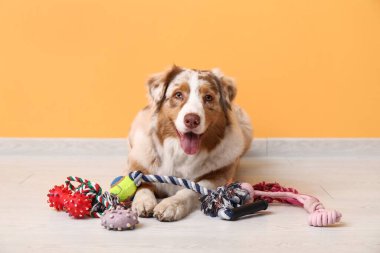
top-left (174, 91), bottom-right (183, 100)
top-left (204, 94), bottom-right (214, 102)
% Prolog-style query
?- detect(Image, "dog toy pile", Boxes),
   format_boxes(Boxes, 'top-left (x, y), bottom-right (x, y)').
top-left (47, 171), bottom-right (342, 230)
top-left (47, 176), bottom-right (136, 230)
top-left (111, 171), bottom-right (342, 226)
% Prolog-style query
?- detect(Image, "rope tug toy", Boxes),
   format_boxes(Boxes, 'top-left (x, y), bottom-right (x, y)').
top-left (47, 171), bottom-right (342, 230)
top-left (117, 171), bottom-right (269, 220)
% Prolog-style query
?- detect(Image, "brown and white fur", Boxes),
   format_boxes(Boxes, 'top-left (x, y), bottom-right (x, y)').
top-left (126, 65), bottom-right (253, 221)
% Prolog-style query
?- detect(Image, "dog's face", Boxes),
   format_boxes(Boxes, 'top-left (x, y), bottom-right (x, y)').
top-left (147, 66), bottom-right (236, 155)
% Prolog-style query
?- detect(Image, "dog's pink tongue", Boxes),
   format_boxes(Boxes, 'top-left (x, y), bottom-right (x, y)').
top-left (180, 133), bottom-right (200, 155)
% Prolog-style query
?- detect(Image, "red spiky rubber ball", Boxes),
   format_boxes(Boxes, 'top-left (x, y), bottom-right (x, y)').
top-left (65, 192), bottom-right (92, 219)
top-left (47, 185), bottom-right (72, 211)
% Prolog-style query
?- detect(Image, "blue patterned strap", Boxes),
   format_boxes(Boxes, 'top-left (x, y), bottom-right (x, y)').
top-left (128, 171), bottom-right (212, 196)
top-left (128, 170), bottom-right (267, 220)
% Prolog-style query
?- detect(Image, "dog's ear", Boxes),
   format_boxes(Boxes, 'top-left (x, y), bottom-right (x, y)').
top-left (146, 65), bottom-right (183, 106)
top-left (211, 68), bottom-right (237, 102)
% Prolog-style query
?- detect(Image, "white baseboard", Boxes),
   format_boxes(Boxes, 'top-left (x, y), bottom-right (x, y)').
top-left (248, 138), bottom-right (380, 157)
top-left (0, 138), bottom-right (379, 157)
top-left (0, 138), bottom-right (128, 156)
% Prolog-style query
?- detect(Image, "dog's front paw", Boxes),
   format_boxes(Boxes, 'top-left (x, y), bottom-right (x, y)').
top-left (132, 189), bottom-right (157, 218)
top-left (153, 197), bottom-right (188, 222)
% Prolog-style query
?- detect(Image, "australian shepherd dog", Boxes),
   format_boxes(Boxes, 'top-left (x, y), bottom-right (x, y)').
top-left (126, 65), bottom-right (252, 221)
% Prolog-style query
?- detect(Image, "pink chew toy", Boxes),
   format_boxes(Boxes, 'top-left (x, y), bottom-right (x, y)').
top-left (240, 182), bottom-right (342, 227)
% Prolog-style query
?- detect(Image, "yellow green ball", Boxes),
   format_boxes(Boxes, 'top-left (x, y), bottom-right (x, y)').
top-left (110, 176), bottom-right (137, 201)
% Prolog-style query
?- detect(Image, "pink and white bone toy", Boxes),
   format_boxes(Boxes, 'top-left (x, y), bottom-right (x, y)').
top-left (241, 182), bottom-right (342, 227)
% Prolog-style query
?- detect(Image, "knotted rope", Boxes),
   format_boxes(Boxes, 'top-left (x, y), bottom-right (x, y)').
top-left (129, 171), bottom-right (212, 196)
top-left (65, 176), bottom-right (120, 218)
top-left (128, 171), bottom-right (267, 220)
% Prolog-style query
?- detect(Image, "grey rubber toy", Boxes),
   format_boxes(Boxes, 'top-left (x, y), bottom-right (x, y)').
top-left (100, 206), bottom-right (139, 231)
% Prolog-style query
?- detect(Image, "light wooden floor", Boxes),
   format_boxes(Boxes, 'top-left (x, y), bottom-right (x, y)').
top-left (0, 139), bottom-right (379, 253)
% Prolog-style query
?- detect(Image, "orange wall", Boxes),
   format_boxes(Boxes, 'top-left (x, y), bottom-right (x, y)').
top-left (0, 0), bottom-right (379, 138)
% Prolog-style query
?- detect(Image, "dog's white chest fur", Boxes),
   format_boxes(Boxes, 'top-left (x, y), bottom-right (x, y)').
top-left (150, 125), bottom-right (246, 196)
top-left (153, 137), bottom-right (208, 180)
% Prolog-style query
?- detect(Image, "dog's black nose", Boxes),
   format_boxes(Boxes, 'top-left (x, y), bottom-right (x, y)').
top-left (184, 113), bottom-right (200, 129)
